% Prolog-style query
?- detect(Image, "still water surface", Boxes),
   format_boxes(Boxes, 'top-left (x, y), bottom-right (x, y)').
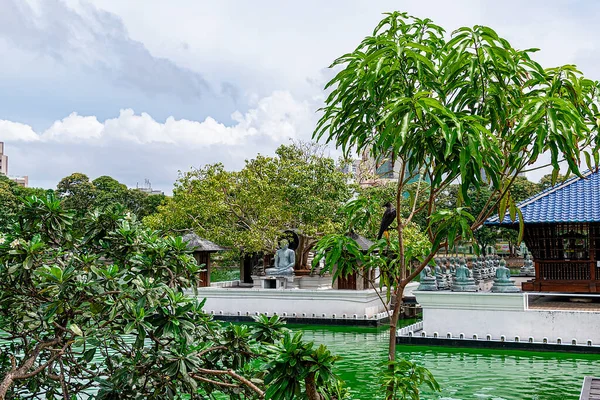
top-left (299, 323), bottom-right (600, 400)
top-left (3, 322), bottom-right (598, 398)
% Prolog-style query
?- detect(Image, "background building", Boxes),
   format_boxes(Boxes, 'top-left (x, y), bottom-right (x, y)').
top-left (0, 142), bottom-right (29, 187)
top-left (10, 176), bottom-right (29, 187)
top-left (0, 142), bottom-right (8, 176)
top-left (342, 149), bottom-right (428, 188)
top-left (135, 179), bottom-right (164, 195)
top-left (487, 169), bottom-right (600, 293)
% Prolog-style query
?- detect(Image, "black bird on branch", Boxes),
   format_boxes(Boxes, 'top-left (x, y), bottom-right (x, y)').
top-left (377, 202), bottom-right (397, 240)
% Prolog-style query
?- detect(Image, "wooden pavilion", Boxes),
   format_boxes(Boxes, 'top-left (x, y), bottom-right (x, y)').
top-left (335, 232), bottom-right (375, 290)
top-left (486, 169), bottom-right (600, 293)
top-left (182, 232), bottom-right (227, 287)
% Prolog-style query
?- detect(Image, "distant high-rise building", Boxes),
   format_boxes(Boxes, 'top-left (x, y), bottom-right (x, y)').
top-left (135, 179), bottom-right (164, 195)
top-left (0, 142), bottom-right (8, 176)
top-left (11, 176), bottom-right (29, 187)
top-left (356, 148), bottom-right (428, 188)
top-left (0, 142), bottom-right (29, 187)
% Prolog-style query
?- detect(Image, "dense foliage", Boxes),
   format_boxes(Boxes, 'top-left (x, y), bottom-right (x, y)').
top-left (314, 194), bottom-right (431, 296)
top-left (314, 11), bottom-right (600, 399)
top-left (0, 195), bottom-right (343, 399)
top-left (145, 143), bottom-right (353, 266)
top-left (0, 173), bottom-right (164, 236)
top-left (0, 174), bottom-right (49, 233)
top-left (57, 173), bottom-right (166, 221)
top-left (381, 359), bottom-right (439, 400)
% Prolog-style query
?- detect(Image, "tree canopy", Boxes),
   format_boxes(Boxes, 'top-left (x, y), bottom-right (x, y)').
top-left (0, 194), bottom-right (345, 399)
top-left (145, 143), bottom-right (353, 258)
top-left (56, 173), bottom-right (165, 222)
top-left (313, 11), bottom-right (600, 398)
top-left (0, 174), bottom-right (50, 233)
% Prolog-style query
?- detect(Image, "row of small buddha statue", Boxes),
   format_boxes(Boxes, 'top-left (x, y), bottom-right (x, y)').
top-left (418, 255), bottom-right (520, 293)
top-left (519, 254), bottom-right (535, 276)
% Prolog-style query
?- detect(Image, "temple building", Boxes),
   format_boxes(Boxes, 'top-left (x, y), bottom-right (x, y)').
top-left (182, 232), bottom-right (226, 287)
top-left (487, 169), bottom-right (600, 293)
top-left (334, 233), bottom-right (375, 290)
top-left (400, 169), bottom-right (600, 350)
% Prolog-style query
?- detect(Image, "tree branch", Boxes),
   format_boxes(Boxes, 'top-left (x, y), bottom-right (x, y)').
top-left (192, 368), bottom-right (264, 397)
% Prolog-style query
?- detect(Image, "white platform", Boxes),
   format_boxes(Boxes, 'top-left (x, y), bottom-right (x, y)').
top-left (192, 282), bottom-right (389, 320)
top-left (414, 291), bottom-right (600, 345)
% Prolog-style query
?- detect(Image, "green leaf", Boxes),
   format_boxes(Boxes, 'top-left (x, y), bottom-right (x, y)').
top-left (585, 151), bottom-right (593, 172)
top-left (509, 198), bottom-right (517, 222)
top-left (517, 208), bottom-right (525, 244)
top-left (498, 191), bottom-right (509, 224)
top-left (82, 348), bottom-right (96, 362)
top-left (69, 323), bottom-right (83, 337)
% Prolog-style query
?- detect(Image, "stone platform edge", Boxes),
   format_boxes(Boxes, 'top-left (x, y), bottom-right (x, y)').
top-left (213, 314), bottom-right (390, 327)
top-left (396, 322), bottom-right (600, 354)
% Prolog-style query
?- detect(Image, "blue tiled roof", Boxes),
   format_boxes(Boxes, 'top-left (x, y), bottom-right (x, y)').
top-left (486, 169), bottom-right (600, 225)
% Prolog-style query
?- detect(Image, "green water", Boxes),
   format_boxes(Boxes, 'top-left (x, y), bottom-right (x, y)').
top-left (3, 322), bottom-right (599, 398)
top-left (299, 323), bottom-right (600, 400)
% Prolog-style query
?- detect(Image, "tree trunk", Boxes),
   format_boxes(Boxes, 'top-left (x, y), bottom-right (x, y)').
top-left (387, 286), bottom-right (402, 362)
top-left (296, 235), bottom-right (317, 269)
top-left (0, 372), bottom-right (16, 399)
top-left (295, 235), bottom-right (306, 269)
top-left (387, 163), bottom-right (407, 397)
top-left (305, 372), bottom-right (322, 400)
top-left (0, 339), bottom-right (62, 399)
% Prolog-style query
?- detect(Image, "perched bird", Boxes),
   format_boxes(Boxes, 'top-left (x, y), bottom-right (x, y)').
top-left (377, 202), bottom-right (397, 240)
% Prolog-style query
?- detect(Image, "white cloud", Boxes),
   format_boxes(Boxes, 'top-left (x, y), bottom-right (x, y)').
top-left (1, 91), bottom-right (314, 147)
top-left (43, 113), bottom-right (103, 142)
top-left (0, 91), bottom-right (317, 191)
top-left (0, 120), bottom-right (40, 142)
top-left (2, 0), bottom-right (600, 192)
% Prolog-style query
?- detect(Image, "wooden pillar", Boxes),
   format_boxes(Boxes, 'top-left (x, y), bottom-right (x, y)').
top-left (590, 226), bottom-right (596, 291)
top-left (591, 228), bottom-right (597, 281)
top-left (241, 254), bottom-right (255, 284)
top-left (196, 251), bottom-right (210, 287)
top-left (532, 260), bottom-right (541, 291)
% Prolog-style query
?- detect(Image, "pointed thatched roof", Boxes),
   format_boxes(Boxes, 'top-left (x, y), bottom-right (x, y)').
top-left (346, 232), bottom-right (375, 251)
top-left (182, 232), bottom-right (227, 252)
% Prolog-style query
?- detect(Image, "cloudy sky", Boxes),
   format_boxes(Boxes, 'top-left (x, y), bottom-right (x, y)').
top-left (1, 0), bottom-right (599, 191)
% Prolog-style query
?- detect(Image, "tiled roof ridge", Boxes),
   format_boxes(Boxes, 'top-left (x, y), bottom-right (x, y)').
top-left (486, 168), bottom-right (598, 224)
top-left (516, 169), bottom-right (595, 209)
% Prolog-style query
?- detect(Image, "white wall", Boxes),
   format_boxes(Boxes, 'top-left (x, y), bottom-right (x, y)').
top-left (416, 291), bottom-right (600, 344)
top-left (193, 287), bottom-right (388, 318)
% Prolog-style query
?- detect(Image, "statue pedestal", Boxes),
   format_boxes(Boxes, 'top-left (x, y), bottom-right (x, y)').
top-left (298, 275), bottom-right (332, 290)
top-left (519, 267), bottom-right (535, 277)
top-left (251, 275), bottom-right (296, 289)
top-left (491, 280), bottom-right (521, 293)
top-left (436, 276), bottom-right (449, 290)
top-left (452, 278), bottom-right (478, 292)
top-left (417, 277), bottom-right (438, 291)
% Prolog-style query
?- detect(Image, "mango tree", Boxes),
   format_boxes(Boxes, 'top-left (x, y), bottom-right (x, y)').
top-left (314, 11), bottom-right (600, 398)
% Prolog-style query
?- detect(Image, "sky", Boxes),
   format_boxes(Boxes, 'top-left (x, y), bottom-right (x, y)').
top-left (0, 0), bottom-right (599, 191)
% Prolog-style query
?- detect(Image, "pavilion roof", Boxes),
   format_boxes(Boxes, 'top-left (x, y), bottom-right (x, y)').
top-left (486, 169), bottom-right (600, 225)
top-left (347, 232), bottom-right (375, 251)
top-left (182, 232), bottom-right (227, 252)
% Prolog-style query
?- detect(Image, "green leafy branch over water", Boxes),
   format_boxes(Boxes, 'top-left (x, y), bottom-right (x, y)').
top-left (0, 195), bottom-right (352, 399)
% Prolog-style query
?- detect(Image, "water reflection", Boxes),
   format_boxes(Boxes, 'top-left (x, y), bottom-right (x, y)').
top-left (298, 324), bottom-right (600, 400)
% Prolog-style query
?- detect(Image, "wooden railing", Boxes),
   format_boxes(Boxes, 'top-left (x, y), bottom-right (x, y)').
top-left (538, 261), bottom-right (591, 281)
